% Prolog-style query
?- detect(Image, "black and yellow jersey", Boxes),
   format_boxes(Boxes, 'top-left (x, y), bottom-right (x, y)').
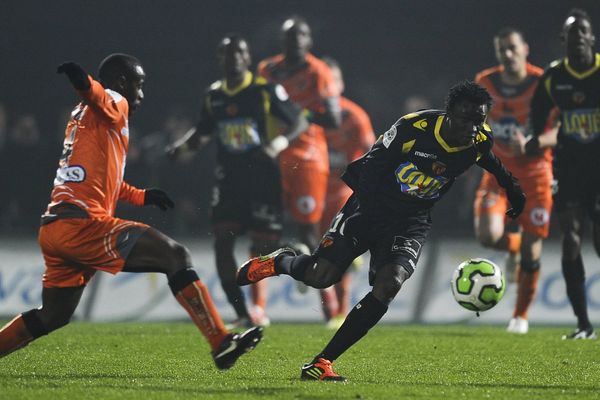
top-left (196, 71), bottom-right (301, 175)
top-left (530, 54), bottom-right (600, 158)
top-left (342, 110), bottom-right (515, 214)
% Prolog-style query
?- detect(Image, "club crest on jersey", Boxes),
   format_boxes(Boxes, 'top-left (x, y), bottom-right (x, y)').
top-left (431, 161), bottom-right (447, 175)
top-left (395, 162), bottom-right (448, 199)
top-left (226, 104), bottom-right (238, 116)
top-left (383, 125), bottom-right (397, 148)
top-left (529, 207), bottom-right (549, 227)
top-left (572, 91), bottom-right (586, 104)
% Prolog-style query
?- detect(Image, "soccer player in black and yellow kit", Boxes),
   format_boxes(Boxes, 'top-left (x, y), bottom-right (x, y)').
top-left (527, 9), bottom-right (600, 340)
top-left (237, 81), bottom-right (526, 381)
top-left (168, 34), bottom-right (307, 328)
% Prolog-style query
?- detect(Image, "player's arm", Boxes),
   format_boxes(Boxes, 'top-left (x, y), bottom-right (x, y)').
top-left (525, 70), bottom-right (557, 155)
top-left (262, 84), bottom-right (308, 158)
top-left (57, 62), bottom-right (127, 123)
top-left (307, 97), bottom-right (342, 128)
top-left (119, 182), bottom-right (175, 211)
top-left (476, 136), bottom-right (525, 219)
top-left (166, 95), bottom-right (214, 159)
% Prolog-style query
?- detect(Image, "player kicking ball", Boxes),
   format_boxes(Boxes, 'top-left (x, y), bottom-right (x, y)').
top-left (0, 54), bottom-right (261, 369)
top-left (237, 81), bottom-right (525, 381)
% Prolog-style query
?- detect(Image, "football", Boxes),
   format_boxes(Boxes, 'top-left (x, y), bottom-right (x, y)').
top-left (450, 258), bottom-right (505, 312)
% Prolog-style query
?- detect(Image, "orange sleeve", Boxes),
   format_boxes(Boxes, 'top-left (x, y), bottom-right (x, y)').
top-left (257, 61), bottom-right (268, 79)
top-left (79, 76), bottom-right (129, 124)
top-left (119, 181), bottom-right (145, 206)
top-left (316, 63), bottom-right (340, 98)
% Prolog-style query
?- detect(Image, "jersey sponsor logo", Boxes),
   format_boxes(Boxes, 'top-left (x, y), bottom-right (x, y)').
top-left (54, 165), bottom-right (86, 185)
top-left (395, 162), bottom-right (449, 199)
top-left (530, 207), bottom-right (549, 227)
top-left (489, 117), bottom-right (523, 143)
top-left (431, 161), bottom-right (446, 175)
top-left (555, 84), bottom-right (573, 90)
top-left (217, 118), bottom-right (262, 152)
top-left (226, 103), bottom-right (239, 116)
top-left (561, 108), bottom-right (600, 143)
top-left (391, 235), bottom-right (422, 259)
top-left (414, 151), bottom-right (437, 160)
top-left (572, 91), bottom-right (586, 104)
top-left (382, 125), bottom-right (397, 148)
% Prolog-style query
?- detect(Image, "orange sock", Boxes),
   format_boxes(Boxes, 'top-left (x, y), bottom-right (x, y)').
top-left (513, 269), bottom-right (540, 319)
top-left (320, 287), bottom-right (338, 321)
top-left (0, 315), bottom-right (34, 358)
top-left (175, 280), bottom-right (228, 351)
top-left (251, 280), bottom-right (268, 310)
top-left (506, 232), bottom-right (522, 254)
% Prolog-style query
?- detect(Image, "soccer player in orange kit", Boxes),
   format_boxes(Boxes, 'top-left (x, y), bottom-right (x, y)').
top-left (0, 54), bottom-right (262, 369)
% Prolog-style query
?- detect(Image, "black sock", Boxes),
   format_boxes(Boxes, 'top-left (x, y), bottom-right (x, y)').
top-left (316, 292), bottom-right (388, 362)
top-left (275, 254), bottom-right (315, 281)
top-left (221, 281), bottom-right (249, 319)
top-left (562, 255), bottom-right (591, 329)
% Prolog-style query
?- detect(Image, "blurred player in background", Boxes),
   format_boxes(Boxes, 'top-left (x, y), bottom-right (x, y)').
top-left (318, 57), bottom-right (375, 329)
top-left (167, 35), bottom-right (306, 328)
top-left (237, 81), bottom-right (525, 381)
top-left (527, 9), bottom-right (600, 340)
top-left (0, 54), bottom-right (262, 369)
top-left (473, 28), bottom-right (554, 334)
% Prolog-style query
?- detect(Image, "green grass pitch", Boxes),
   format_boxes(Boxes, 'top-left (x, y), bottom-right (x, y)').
top-left (1, 322), bottom-right (599, 399)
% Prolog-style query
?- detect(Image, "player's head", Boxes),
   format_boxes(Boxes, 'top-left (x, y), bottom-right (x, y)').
top-left (445, 80), bottom-right (492, 141)
top-left (561, 9), bottom-right (595, 60)
top-left (494, 27), bottom-right (529, 76)
top-left (217, 34), bottom-right (251, 78)
top-left (323, 56), bottom-right (344, 94)
top-left (98, 53), bottom-right (145, 113)
top-left (281, 16), bottom-right (312, 63)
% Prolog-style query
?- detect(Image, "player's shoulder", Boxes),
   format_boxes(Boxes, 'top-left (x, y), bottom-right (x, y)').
top-left (475, 65), bottom-right (502, 83)
top-left (105, 88), bottom-right (124, 103)
top-left (207, 79), bottom-right (223, 94)
top-left (258, 54), bottom-right (284, 75)
top-left (525, 63), bottom-right (544, 77)
top-left (396, 109), bottom-right (441, 128)
top-left (545, 58), bottom-right (566, 74)
top-left (305, 54), bottom-right (332, 75)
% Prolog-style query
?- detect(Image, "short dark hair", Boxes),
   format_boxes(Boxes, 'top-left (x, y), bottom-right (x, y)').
top-left (98, 53), bottom-right (142, 85)
top-left (566, 8), bottom-right (592, 26)
top-left (494, 27), bottom-right (525, 42)
top-left (445, 80), bottom-right (493, 112)
top-left (217, 33), bottom-right (249, 54)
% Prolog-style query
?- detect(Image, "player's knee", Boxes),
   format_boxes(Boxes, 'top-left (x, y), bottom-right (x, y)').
top-left (21, 309), bottom-right (50, 338)
top-left (27, 306), bottom-right (73, 334)
top-left (170, 241), bottom-right (192, 269)
top-left (373, 265), bottom-right (411, 302)
top-left (520, 259), bottom-right (541, 273)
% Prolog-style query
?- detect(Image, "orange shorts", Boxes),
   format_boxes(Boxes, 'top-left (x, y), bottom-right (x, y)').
top-left (320, 181), bottom-right (353, 234)
top-left (474, 171), bottom-right (553, 238)
top-left (38, 216), bottom-right (149, 288)
top-left (280, 164), bottom-right (328, 224)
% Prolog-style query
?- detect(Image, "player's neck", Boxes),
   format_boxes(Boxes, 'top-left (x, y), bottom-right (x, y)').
top-left (225, 72), bottom-right (247, 90)
top-left (500, 68), bottom-right (527, 85)
top-left (567, 51), bottom-right (595, 72)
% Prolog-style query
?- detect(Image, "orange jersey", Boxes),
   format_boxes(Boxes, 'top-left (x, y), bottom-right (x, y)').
top-left (258, 53), bottom-right (340, 171)
top-left (475, 64), bottom-right (552, 178)
top-left (46, 77), bottom-right (144, 218)
top-left (326, 96), bottom-right (375, 179)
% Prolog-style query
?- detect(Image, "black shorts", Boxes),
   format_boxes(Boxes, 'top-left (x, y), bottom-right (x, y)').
top-left (211, 170), bottom-right (283, 235)
top-left (315, 194), bottom-right (431, 284)
top-left (554, 155), bottom-right (600, 222)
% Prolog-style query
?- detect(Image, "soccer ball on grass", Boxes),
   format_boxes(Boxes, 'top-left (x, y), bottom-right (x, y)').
top-left (450, 258), bottom-right (505, 312)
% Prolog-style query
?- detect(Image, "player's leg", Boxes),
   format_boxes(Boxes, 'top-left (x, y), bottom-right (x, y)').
top-left (0, 286), bottom-right (84, 358)
top-left (124, 227), bottom-right (262, 368)
top-left (558, 206), bottom-right (595, 339)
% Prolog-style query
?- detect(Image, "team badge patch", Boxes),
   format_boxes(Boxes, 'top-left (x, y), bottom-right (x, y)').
top-left (431, 161), bottom-right (447, 175)
top-left (382, 125), bottom-right (397, 148)
top-left (321, 237), bottom-right (334, 248)
top-left (529, 207), bottom-right (549, 227)
top-left (391, 236), bottom-right (422, 258)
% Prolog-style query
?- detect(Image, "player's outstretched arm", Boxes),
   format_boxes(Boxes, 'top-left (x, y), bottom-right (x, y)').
top-left (144, 188), bottom-right (175, 211)
top-left (57, 62), bottom-right (91, 91)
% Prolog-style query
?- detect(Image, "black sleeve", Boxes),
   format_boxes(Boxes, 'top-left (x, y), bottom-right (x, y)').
top-left (195, 94), bottom-right (216, 137)
top-left (357, 118), bottom-right (410, 208)
top-left (266, 83), bottom-right (302, 127)
top-left (476, 138), bottom-right (518, 191)
top-left (529, 69), bottom-right (556, 137)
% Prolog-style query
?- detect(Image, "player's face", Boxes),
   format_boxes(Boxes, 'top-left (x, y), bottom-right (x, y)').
top-left (219, 39), bottom-right (251, 77)
top-left (563, 17), bottom-right (595, 59)
top-left (494, 33), bottom-right (528, 75)
top-left (282, 19), bottom-right (312, 62)
top-left (447, 101), bottom-right (487, 142)
top-left (123, 64), bottom-right (145, 113)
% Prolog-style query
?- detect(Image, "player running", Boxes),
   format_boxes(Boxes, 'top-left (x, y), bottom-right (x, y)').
top-left (167, 35), bottom-right (306, 328)
top-left (0, 54), bottom-right (262, 369)
top-left (237, 81), bottom-right (526, 381)
top-left (318, 57), bottom-right (375, 329)
top-left (473, 28), bottom-right (555, 334)
top-left (527, 9), bottom-right (600, 340)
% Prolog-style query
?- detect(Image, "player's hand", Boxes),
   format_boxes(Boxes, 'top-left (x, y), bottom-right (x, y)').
top-left (144, 188), bottom-right (175, 211)
top-left (56, 62), bottom-right (91, 91)
top-left (262, 135), bottom-right (289, 159)
top-left (505, 183), bottom-right (526, 219)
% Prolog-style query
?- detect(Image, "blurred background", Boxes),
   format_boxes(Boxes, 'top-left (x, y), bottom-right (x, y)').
top-left (2, 0), bottom-right (600, 237)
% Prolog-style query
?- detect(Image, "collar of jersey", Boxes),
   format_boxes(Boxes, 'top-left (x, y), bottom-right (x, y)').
top-left (434, 115), bottom-right (474, 153)
top-left (564, 53), bottom-right (600, 80)
top-left (222, 71), bottom-right (253, 96)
